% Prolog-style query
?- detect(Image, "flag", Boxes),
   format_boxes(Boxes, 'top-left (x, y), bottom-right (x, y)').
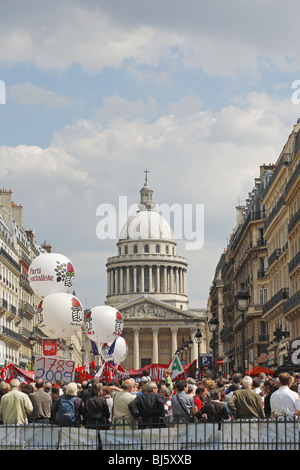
top-left (84, 352), bottom-right (90, 374)
top-left (95, 361), bottom-right (105, 378)
top-left (90, 340), bottom-right (99, 355)
top-left (169, 354), bottom-right (185, 380)
top-left (108, 339), bottom-right (117, 356)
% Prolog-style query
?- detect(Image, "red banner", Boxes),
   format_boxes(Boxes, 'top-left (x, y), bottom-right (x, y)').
top-left (42, 338), bottom-right (58, 357)
top-left (0, 364), bottom-right (34, 384)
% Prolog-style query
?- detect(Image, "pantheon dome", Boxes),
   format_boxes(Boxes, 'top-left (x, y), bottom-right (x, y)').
top-left (105, 176), bottom-right (189, 309)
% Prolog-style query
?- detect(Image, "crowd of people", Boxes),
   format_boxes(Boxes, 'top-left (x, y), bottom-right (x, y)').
top-left (1, 369), bottom-right (300, 429)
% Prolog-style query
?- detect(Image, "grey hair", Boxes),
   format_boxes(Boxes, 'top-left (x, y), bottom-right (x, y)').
top-left (145, 381), bottom-right (157, 392)
top-left (10, 379), bottom-right (20, 389)
top-left (65, 382), bottom-right (78, 397)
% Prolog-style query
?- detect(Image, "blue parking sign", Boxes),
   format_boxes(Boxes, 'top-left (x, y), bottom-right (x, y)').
top-left (199, 354), bottom-right (212, 367)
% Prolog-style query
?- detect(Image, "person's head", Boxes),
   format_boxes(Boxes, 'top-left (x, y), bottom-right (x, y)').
top-left (279, 372), bottom-right (291, 386)
top-left (242, 376), bottom-right (253, 388)
top-left (145, 381), bottom-right (158, 393)
top-left (195, 385), bottom-right (205, 397)
top-left (228, 383), bottom-right (239, 393)
top-left (0, 381), bottom-right (10, 395)
top-left (210, 388), bottom-right (221, 401)
top-left (35, 378), bottom-right (45, 389)
top-left (163, 369), bottom-right (171, 378)
top-left (123, 378), bottom-right (135, 392)
top-left (232, 373), bottom-right (242, 385)
top-left (159, 384), bottom-right (172, 398)
top-left (174, 380), bottom-right (187, 393)
top-left (65, 382), bottom-right (78, 397)
top-left (44, 381), bottom-right (52, 392)
top-left (51, 386), bottom-right (60, 399)
top-left (10, 379), bottom-right (20, 390)
top-left (258, 372), bottom-right (266, 382)
top-left (205, 380), bottom-right (216, 391)
top-left (252, 377), bottom-right (260, 388)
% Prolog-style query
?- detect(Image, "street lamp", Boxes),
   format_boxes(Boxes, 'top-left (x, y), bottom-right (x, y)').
top-left (28, 330), bottom-right (37, 371)
top-left (194, 329), bottom-right (203, 379)
top-left (208, 316), bottom-right (219, 379)
top-left (68, 344), bottom-right (74, 359)
top-left (235, 282), bottom-right (250, 376)
top-left (81, 346), bottom-right (85, 366)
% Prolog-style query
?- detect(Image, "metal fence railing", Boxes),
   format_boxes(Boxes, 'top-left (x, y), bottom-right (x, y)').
top-left (0, 417), bottom-right (299, 450)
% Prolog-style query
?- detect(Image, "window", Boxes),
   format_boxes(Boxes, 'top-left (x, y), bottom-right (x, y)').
top-left (144, 245), bottom-right (149, 253)
top-left (133, 245), bottom-right (138, 253)
top-left (155, 245), bottom-right (160, 253)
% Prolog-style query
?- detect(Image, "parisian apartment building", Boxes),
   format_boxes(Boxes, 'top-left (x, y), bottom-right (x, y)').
top-left (208, 119), bottom-right (300, 376)
top-left (0, 189), bottom-right (82, 369)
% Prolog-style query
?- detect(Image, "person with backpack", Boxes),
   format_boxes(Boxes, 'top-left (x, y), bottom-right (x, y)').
top-left (52, 382), bottom-right (83, 427)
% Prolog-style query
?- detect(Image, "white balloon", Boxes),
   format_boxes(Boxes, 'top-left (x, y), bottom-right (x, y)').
top-left (100, 337), bottom-right (128, 364)
top-left (84, 306), bottom-right (123, 343)
top-left (36, 292), bottom-right (83, 338)
top-left (29, 253), bottom-right (75, 297)
top-left (111, 337), bottom-right (128, 364)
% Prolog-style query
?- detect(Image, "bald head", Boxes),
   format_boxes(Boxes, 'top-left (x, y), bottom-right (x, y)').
top-left (123, 378), bottom-right (135, 391)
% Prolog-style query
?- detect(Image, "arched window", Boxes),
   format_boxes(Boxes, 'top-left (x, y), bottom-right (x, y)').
top-left (155, 245), bottom-right (160, 253)
top-left (133, 245), bottom-right (138, 253)
top-left (165, 245), bottom-right (169, 254)
top-left (144, 244), bottom-right (149, 253)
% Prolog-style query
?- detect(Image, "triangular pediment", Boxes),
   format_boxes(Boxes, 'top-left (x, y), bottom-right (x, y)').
top-left (116, 295), bottom-right (203, 322)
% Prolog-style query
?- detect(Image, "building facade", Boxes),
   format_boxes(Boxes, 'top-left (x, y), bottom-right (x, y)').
top-left (209, 119), bottom-right (300, 375)
top-left (0, 189), bottom-right (82, 369)
top-left (105, 176), bottom-right (207, 370)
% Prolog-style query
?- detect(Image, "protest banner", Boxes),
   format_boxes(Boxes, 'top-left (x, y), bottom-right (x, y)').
top-left (34, 356), bottom-right (75, 384)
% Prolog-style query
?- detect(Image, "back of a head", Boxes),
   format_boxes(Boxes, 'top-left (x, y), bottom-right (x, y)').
top-left (242, 376), bottom-right (253, 388)
top-left (210, 387), bottom-right (221, 401)
top-left (175, 380), bottom-right (187, 392)
top-left (10, 379), bottom-right (20, 389)
top-left (252, 377), bottom-right (260, 388)
top-left (279, 372), bottom-right (290, 386)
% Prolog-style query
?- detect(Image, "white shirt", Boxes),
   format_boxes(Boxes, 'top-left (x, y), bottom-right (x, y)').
top-left (270, 386), bottom-right (300, 416)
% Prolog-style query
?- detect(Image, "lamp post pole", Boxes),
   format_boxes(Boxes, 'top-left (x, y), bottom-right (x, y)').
top-left (235, 282), bottom-right (251, 376)
top-left (194, 329), bottom-right (203, 380)
top-left (208, 317), bottom-right (219, 379)
top-left (28, 330), bottom-right (37, 371)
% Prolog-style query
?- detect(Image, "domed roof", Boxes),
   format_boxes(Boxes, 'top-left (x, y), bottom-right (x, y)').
top-left (119, 209), bottom-right (174, 241)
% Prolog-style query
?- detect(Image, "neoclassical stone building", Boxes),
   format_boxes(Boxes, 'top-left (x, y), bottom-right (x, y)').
top-left (105, 175), bottom-right (207, 370)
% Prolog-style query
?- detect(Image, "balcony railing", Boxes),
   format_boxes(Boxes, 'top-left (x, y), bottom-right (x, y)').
top-left (283, 290), bottom-right (300, 315)
top-left (262, 288), bottom-right (289, 315)
top-left (288, 207), bottom-right (300, 234)
top-left (285, 161), bottom-right (300, 197)
top-left (288, 251), bottom-right (300, 274)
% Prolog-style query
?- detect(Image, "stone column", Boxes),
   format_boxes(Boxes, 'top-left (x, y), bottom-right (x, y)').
top-left (152, 327), bottom-right (159, 363)
top-left (164, 266), bottom-right (168, 292)
top-left (171, 327), bottom-right (178, 357)
top-left (120, 267), bottom-right (123, 294)
top-left (149, 265), bottom-right (153, 292)
top-left (156, 266), bottom-right (160, 293)
top-left (133, 327), bottom-right (140, 370)
top-left (126, 267), bottom-right (130, 293)
top-left (133, 267), bottom-right (137, 293)
top-left (115, 268), bottom-right (119, 294)
top-left (141, 265), bottom-right (144, 292)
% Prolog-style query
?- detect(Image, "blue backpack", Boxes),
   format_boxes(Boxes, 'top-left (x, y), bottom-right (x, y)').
top-left (56, 396), bottom-right (76, 426)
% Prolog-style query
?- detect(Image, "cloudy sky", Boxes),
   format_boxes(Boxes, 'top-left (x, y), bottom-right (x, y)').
top-left (1, 0), bottom-right (300, 311)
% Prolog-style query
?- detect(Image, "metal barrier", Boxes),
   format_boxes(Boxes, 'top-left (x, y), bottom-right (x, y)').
top-left (0, 417), bottom-right (299, 450)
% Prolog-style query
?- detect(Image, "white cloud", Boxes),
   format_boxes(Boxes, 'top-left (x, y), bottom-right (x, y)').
top-left (1, 0), bottom-right (300, 80)
top-left (10, 83), bottom-right (70, 107)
